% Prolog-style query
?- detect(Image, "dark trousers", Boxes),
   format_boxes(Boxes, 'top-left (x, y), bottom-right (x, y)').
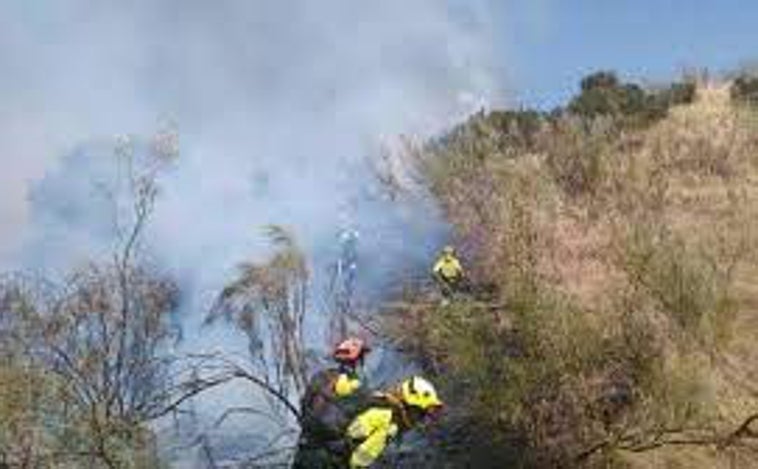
top-left (437, 275), bottom-right (463, 298)
top-left (292, 438), bottom-right (350, 469)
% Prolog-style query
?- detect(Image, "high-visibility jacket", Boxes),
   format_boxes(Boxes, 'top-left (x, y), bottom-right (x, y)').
top-left (433, 254), bottom-right (463, 281)
top-left (345, 395), bottom-right (410, 468)
top-left (300, 368), bottom-right (368, 444)
top-left (334, 373), bottom-right (361, 397)
top-left (346, 408), bottom-right (397, 468)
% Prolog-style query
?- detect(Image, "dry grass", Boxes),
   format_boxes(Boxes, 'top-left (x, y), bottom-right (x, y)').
top-left (388, 79), bottom-right (758, 468)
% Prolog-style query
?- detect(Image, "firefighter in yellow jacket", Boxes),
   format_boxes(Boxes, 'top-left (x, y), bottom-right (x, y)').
top-left (432, 245), bottom-right (466, 299)
top-left (293, 338), bottom-right (372, 469)
top-left (345, 376), bottom-right (443, 468)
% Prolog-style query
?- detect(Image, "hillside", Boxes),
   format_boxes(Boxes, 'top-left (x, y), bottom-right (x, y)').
top-left (384, 73), bottom-right (758, 468)
top-left (3, 71), bottom-right (758, 468)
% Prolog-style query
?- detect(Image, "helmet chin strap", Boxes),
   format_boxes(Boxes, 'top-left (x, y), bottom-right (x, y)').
top-left (338, 361), bottom-right (356, 375)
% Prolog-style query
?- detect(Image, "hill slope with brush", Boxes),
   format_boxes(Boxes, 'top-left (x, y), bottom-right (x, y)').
top-left (383, 72), bottom-right (758, 468)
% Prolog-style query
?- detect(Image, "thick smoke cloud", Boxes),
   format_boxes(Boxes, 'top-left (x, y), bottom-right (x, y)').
top-left (2, 0), bottom-right (507, 308)
top-left (1, 0), bottom-right (507, 268)
top-left (1, 0), bottom-right (508, 460)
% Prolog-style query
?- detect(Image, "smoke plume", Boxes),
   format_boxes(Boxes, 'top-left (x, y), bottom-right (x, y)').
top-left (1, 0), bottom-right (508, 461)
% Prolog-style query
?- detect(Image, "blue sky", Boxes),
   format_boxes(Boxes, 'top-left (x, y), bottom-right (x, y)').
top-left (497, 0), bottom-right (758, 109)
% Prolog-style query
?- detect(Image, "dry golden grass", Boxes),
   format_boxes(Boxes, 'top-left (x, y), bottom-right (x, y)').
top-left (578, 86), bottom-right (758, 468)
top-left (555, 85), bottom-right (758, 468)
top-left (394, 80), bottom-right (758, 468)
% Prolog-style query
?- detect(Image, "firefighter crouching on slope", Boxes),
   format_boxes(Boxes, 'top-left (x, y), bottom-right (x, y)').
top-left (345, 376), bottom-right (443, 468)
top-left (293, 338), bottom-right (372, 469)
top-left (432, 245), bottom-right (466, 300)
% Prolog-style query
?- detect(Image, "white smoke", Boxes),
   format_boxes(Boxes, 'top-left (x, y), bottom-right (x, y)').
top-left (1, 0), bottom-right (509, 462)
top-left (2, 0), bottom-right (510, 328)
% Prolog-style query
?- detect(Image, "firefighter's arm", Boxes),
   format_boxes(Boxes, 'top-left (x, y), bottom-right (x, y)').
top-left (452, 258), bottom-right (464, 277)
top-left (432, 258), bottom-right (444, 275)
top-left (432, 260), bottom-right (448, 284)
top-left (347, 409), bottom-right (397, 468)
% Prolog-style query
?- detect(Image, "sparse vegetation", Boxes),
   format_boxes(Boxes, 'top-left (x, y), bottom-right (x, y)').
top-left (0, 129), bottom-right (194, 468)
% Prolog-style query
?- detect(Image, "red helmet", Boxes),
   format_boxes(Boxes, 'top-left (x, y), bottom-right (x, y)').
top-left (333, 337), bottom-right (370, 364)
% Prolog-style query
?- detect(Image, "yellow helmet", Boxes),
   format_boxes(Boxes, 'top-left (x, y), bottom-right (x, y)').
top-left (400, 376), bottom-right (443, 410)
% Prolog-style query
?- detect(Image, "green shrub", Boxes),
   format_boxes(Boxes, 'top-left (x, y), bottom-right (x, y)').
top-left (659, 81), bottom-right (697, 106)
top-left (569, 72), bottom-right (647, 120)
top-left (622, 225), bottom-right (734, 341)
top-left (483, 109), bottom-right (545, 151)
top-left (730, 74), bottom-right (758, 105)
top-left (581, 71), bottom-right (621, 91)
top-left (567, 71), bottom-right (695, 129)
top-left (385, 281), bottom-right (692, 468)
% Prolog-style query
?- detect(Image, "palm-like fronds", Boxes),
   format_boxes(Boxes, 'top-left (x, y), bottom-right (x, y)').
top-left (209, 225), bottom-right (310, 400)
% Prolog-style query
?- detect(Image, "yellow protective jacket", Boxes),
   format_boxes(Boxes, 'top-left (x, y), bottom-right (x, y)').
top-left (299, 368), bottom-right (367, 445)
top-left (334, 373), bottom-right (361, 397)
top-left (346, 408), bottom-right (397, 468)
top-left (433, 254), bottom-right (463, 281)
top-left (345, 395), bottom-right (410, 468)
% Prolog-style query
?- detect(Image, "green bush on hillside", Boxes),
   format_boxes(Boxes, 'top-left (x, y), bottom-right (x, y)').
top-left (659, 81), bottom-right (697, 107)
top-left (432, 71), bottom-right (697, 200)
top-left (483, 109), bottom-right (544, 151)
top-left (568, 71), bottom-right (696, 129)
top-left (731, 74), bottom-right (758, 105)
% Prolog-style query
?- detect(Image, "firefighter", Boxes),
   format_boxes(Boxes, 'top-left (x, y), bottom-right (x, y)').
top-left (345, 376), bottom-right (443, 468)
top-left (293, 338), bottom-right (371, 468)
top-left (432, 245), bottom-right (466, 300)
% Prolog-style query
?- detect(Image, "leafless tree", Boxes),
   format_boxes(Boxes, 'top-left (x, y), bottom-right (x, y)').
top-left (0, 127), bottom-right (231, 468)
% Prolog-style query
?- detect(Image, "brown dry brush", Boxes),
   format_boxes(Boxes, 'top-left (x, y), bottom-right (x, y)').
top-left (382, 76), bottom-right (758, 468)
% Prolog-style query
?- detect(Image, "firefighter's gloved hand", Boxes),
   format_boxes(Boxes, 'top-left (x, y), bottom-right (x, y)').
top-left (387, 423), bottom-right (399, 439)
